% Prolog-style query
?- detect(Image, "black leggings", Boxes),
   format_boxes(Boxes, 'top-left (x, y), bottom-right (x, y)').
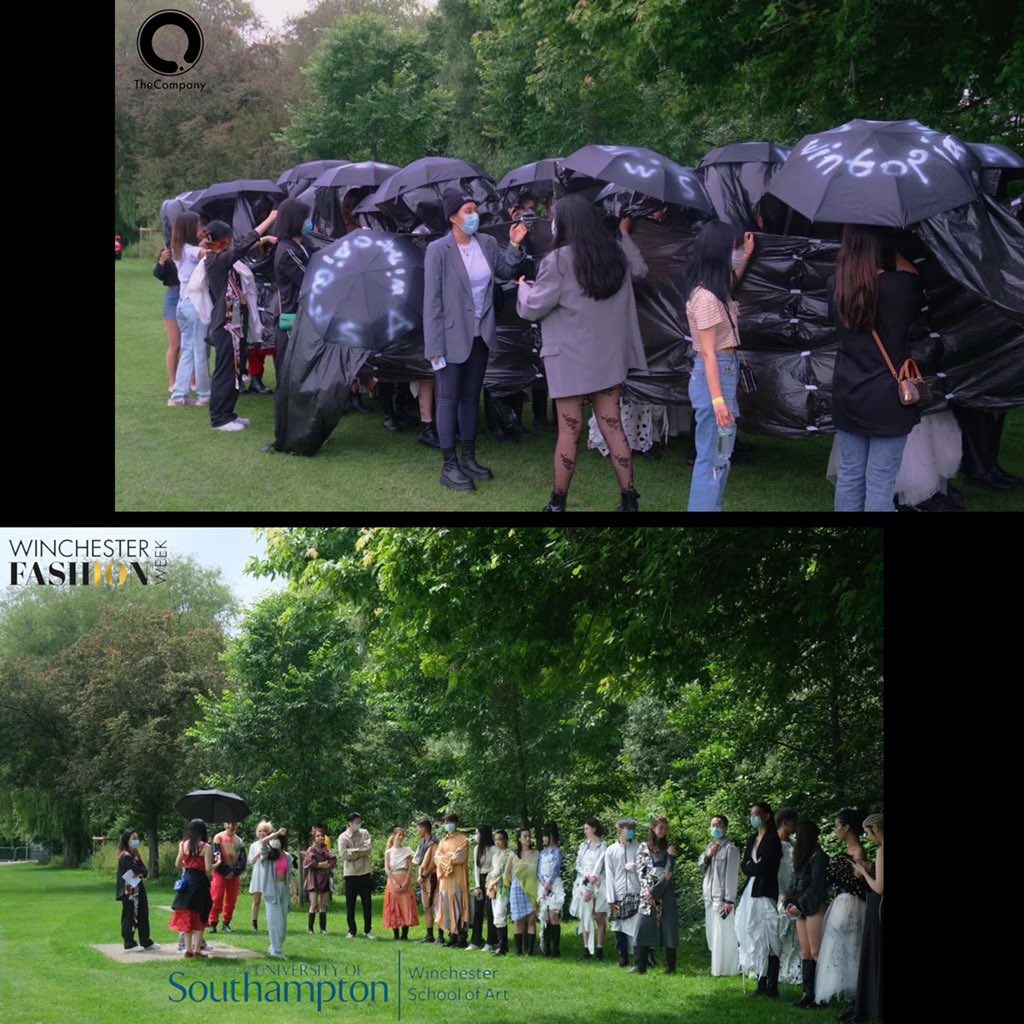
top-left (434, 337), bottom-right (488, 449)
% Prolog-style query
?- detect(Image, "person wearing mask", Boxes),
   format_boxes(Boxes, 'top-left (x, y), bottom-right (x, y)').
top-left (784, 820), bottom-right (829, 1009)
top-left (270, 197), bottom-right (312, 391)
top-left (248, 820), bottom-right (274, 932)
top-left (170, 818), bottom-right (214, 958)
top-left (516, 194), bottom-right (648, 511)
top-left (846, 813), bottom-right (883, 1024)
top-left (632, 817), bottom-right (678, 974)
top-left (604, 817), bottom-right (642, 968)
top-left (570, 817), bottom-right (608, 960)
top-left (304, 825), bottom-right (337, 935)
top-left (115, 828), bottom-right (159, 952)
top-left (422, 189), bottom-right (527, 492)
top-left (338, 812), bottom-right (374, 939)
top-left (252, 826), bottom-right (293, 958)
top-left (537, 822), bottom-right (565, 957)
top-left (208, 821), bottom-right (245, 934)
top-left (383, 827), bottom-right (419, 940)
top-left (815, 810), bottom-right (869, 1009)
top-left (413, 817), bottom-right (440, 944)
top-left (154, 245), bottom-right (182, 397)
top-left (468, 824), bottom-right (497, 951)
top-left (683, 221), bottom-right (756, 511)
top-left (775, 808), bottom-right (801, 986)
top-left (699, 814), bottom-right (740, 976)
top-left (486, 829), bottom-right (514, 957)
top-left (168, 212), bottom-right (209, 407)
top-left (828, 225), bottom-right (925, 511)
top-left (506, 826), bottom-right (540, 956)
top-left (735, 801), bottom-right (783, 996)
top-left (199, 210), bottom-right (278, 432)
top-left (434, 812), bottom-right (471, 948)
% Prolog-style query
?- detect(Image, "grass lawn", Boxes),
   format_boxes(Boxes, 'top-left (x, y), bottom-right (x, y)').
top-left (0, 863), bottom-right (826, 1024)
top-left (116, 259), bottom-right (1024, 511)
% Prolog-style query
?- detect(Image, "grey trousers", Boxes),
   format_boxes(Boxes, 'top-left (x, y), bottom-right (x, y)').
top-left (265, 880), bottom-right (290, 955)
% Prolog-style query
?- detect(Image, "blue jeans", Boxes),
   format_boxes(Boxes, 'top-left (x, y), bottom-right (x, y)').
top-left (172, 296), bottom-right (211, 402)
top-left (688, 351), bottom-right (740, 511)
top-left (834, 430), bottom-right (907, 512)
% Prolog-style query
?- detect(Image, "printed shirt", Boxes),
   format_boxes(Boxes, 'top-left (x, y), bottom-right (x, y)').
top-left (686, 286), bottom-right (740, 354)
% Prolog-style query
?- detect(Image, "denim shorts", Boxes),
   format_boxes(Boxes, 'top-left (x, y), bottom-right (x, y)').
top-left (163, 286), bottom-right (181, 321)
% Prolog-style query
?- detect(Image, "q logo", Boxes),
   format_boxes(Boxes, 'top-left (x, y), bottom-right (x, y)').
top-left (137, 10), bottom-right (204, 77)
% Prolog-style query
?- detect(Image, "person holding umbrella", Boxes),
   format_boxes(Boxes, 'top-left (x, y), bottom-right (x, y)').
top-left (423, 188), bottom-right (527, 491)
top-left (683, 221), bottom-right (755, 511)
top-left (115, 828), bottom-right (159, 952)
top-left (516, 193), bottom-right (647, 511)
top-left (829, 225), bottom-right (924, 511)
top-left (170, 818), bottom-right (214, 958)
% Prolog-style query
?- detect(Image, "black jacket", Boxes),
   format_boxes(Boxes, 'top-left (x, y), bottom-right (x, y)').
top-left (274, 238), bottom-right (311, 316)
top-left (204, 231), bottom-right (260, 342)
top-left (742, 830), bottom-right (782, 900)
top-left (153, 256), bottom-right (179, 288)
top-left (115, 849), bottom-right (148, 900)
top-left (787, 848), bottom-right (828, 917)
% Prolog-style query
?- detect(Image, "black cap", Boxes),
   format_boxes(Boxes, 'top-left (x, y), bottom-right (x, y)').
top-left (442, 187), bottom-right (475, 222)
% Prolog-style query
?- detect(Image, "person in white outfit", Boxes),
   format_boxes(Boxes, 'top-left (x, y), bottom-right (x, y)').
top-left (247, 820), bottom-right (273, 932)
top-left (604, 817), bottom-right (641, 968)
top-left (699, 814), bottom-right (740, 976)
top-left (569, 817), bottom-right (609, 959)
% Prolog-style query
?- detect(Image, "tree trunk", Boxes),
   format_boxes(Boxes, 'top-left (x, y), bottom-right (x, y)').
top-left (146, 807), bottom-right (161, 879)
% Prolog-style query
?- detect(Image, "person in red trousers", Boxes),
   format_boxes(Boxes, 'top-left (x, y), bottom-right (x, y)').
top-left (208, 822), bottom-right (245, 933)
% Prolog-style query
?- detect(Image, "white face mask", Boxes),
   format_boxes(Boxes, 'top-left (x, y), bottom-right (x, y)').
top-left (269, 839), bottom-right (281, 850)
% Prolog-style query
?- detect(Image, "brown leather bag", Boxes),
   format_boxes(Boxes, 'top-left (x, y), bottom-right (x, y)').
top-left (871, 329), bottom-right (927, 405)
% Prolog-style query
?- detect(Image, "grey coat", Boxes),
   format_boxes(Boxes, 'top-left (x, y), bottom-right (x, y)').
top-left (423, 231), bottom-right (525, 365)
top-left (515, 234), bottom-right (648, 398)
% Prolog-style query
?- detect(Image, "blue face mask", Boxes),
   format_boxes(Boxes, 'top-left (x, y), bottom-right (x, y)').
top-left (750, 816), bottom-right (763, 829)
top-left (302, 219), bottom-right (314, 237)
top-left (710, 827), bottom-right (723, 840)
top-left (461, 213), bottom-right (480, 235)
top-left (731, 248), bottom-right (745, 269)
top-left (445, 822), bottom-right (457, 833)
top-left (624, 828), bottom-right (635, 841)
top-left (129, 838), bottom-right (141, 849)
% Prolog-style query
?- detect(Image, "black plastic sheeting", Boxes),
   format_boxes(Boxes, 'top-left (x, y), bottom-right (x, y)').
top-left (273, 195), bottom-right (1024, 451)
top-left (697, 160), bottom-right (785, 231)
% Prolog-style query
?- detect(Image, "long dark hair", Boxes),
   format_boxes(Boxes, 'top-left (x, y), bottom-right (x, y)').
top-left (792, 820), bottom-right (821, 872)
top-left (118, 828), bottom-right (138, 854)
top-left (476, 824), bottom-right (494, 866)
top-left (268, 833), bottom-right (288, 861)
top-left (685, 220), bottom-right (742, 305)
top-left (837, 809), bottom-right (865, 836)
top-left (648, 816), bottom-right (669, 852)
top-left (834, 224), bottom-right (897, 331)
top-left (551, 193), bottom-right (627, 300)
top-left (183, 818), bottom-right (208, 858)
top-left (170, 212), bottom-right (200, 262)
top-left (515, 827), bottom-right (534, 858)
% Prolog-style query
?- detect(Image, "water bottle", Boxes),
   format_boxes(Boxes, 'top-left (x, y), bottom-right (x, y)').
top-left (713, 424), bottom-right (736, 480)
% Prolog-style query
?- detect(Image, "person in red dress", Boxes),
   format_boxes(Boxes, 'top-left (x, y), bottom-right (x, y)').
top-left (170, 818), bottom-right (214, 958)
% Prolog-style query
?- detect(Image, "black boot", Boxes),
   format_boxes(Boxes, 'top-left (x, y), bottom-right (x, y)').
top-left (493, 926), bottom-right (507, 956)
top-left (514, 932), bottom-right (523, 956)
top-left (766, 954), bottom-right (780, 998)
top-left (551, 924), bottom-right (561, 958)
top-left (581, 947), bottom-right (592, 960)
top-left (596, 946), bottom-right (605, 961)
top-left (526, 933), bottom-right (536, 956)
top-left (402, 927), bottom-right (409, 940)
top-left (252, 918), bottom-right (258, 933)
top-left (665, 947), bottom-right (677, 974)
top-left (753, 974), bottom-right (768, 997)
top-left (618, 488), bottom-right (640, 511)
top-left (629, 945), bottom-right (648, 973)
top-left (320, 912), bottom-right (328, 934)
top-left (794, 959), bottom-right (817, 1007)
top-left (542, 925), bottom-right (550, 956)
top-left (348, 391), bottom-right (371, 413)
top-left (248, 374), bottom-right (272, 394)
top-left (393, 928), bottom-right (400, 940)
top-left (459, 441), bottom-right (493, 480)
top-left (542, 490), bottom-right (566, 511)
top-left (509, 392), bottom-right (531, 436)
top-left (308, 913), bottom-right (315, 934)
top-left (440, 448), bottom-right (475, 491)
top-left (420, 928), bottom-right (435, 943)
top-left (437, 929), bottom-right (444, 945)
top-left (417, 421), bottom-right (441, 449)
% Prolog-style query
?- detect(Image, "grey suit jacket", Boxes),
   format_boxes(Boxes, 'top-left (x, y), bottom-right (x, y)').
top-left (423, 231), bottom-right (525, 365)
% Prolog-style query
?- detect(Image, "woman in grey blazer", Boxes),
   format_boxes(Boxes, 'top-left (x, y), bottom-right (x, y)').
top-left (516, 194), bottom-right (647, 511)
top-left (423, 188), bottom-right (527, 492)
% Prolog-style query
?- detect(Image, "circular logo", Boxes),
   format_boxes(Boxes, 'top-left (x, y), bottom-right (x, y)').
top-left (137, 10), bottom-right (203, 77)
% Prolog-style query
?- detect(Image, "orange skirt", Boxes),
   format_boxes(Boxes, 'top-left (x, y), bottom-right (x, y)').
top-left (383, 871), bottom-right (420, 928)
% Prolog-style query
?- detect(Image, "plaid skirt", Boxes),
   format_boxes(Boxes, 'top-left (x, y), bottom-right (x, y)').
top-left (509, 878), bottom-right (535, 922)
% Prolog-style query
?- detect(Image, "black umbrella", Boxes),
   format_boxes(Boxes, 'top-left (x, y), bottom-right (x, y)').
top-left (312, 163), bottom-right (402, 238)
top-left (497, 158), bottom-right (563, 205)
top-left (312, 161), bottom-right (401, 190)
top-left (967, 142), bottom-right (1024, 171)
top-left (298, 230), bottom-right (425, 350)
top-left (191, 179), bottom-right (288, 237)
top-left (159, 190), bottom-right (202, 245)
top-left (372, 156), bottom-right (492, 204)
top-left (696, 141), bottom-right (792, 229)
top-left (698, 141), bottom-right (792, 167)
top-left (277, 159), bottom-right (350, 197)
top-left (176, 789), bottom-right (251, 822)
top-left (561, 144), bottom-right (713, 213)
top-left (767, 118), bottom-right (980, 227)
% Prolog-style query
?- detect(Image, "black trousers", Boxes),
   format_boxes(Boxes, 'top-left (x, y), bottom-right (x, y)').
top-left (208, 329), bottom-right (241, 428)
top-left (119, 886), bottom-right (151, 948)
top-left (345, 873), bottom-right (373, 935)
top-left (470, 871), bottom-right (497, 946)
top-left (434, 336), bottom-right (489, 449)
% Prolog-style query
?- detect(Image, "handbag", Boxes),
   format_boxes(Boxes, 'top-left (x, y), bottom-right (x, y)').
top-left (173, 874), bottom-right (189, 892)
top-left (278, 312), bottom-right (296, 332)
top-left (871, 329), bottom-right (927, 405)
top-left (608, 891), bottom-right (640, 920)
top-left (724, 303), bottom-right (757, 395)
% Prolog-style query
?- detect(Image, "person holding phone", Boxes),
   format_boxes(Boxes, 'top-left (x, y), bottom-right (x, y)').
top-left (115, 828), bottom-right (159, 952)
top-left (699, 815), bottom-right (739, 975)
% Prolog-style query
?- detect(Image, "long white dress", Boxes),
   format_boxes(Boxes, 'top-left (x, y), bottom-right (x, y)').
top-left (735, 844), bottom-right (782, 978)
top-left (699, 838), bottom-right (740, 976)
top-left (814, 854), bottom-right (867, 1004)
top-left (569, 840), bottom-right (609, 954)
top-left (604, 839), bottom-right (641, 952)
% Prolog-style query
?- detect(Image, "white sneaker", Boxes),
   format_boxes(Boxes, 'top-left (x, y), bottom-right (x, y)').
top-left (345, 933), bottom-right (357, 939)
top-left (235, 417), bottom-right (251, 426)
top-left (214, 420), bottom-right (247, 432)
top-left (363, 932), bottom-right (376, 940)
top-left (142, 943), bottom-right (162, 951)
top-left (481, 944), bottom-right (493, 952)
top-left (126, 944), bottom-right (146, 952)
top-left (466, 944), bottom-right (481, 951)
